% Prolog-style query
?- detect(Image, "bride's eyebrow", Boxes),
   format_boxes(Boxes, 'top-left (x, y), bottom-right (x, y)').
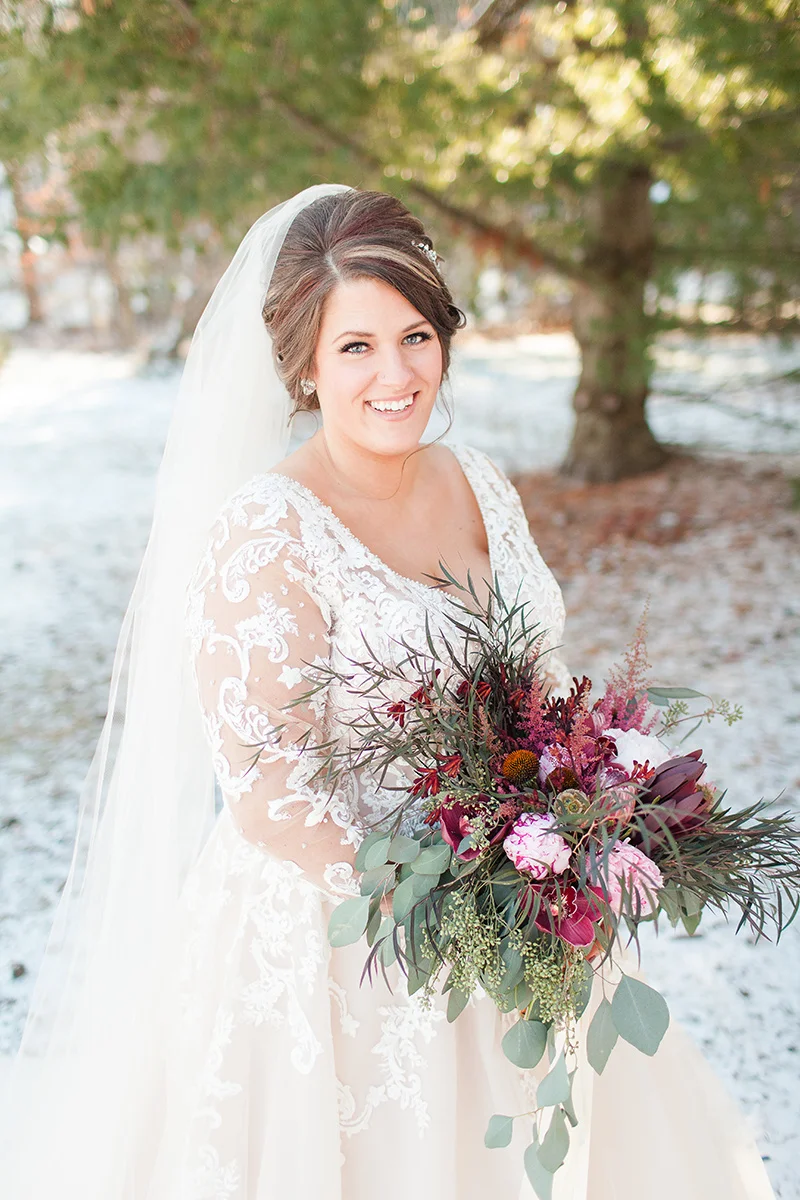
top-left (334, 319), bottom-right (430, 341)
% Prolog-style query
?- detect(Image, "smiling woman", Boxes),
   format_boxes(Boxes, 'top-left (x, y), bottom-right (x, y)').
top-left (0, 183), bottom-right (778, 1200)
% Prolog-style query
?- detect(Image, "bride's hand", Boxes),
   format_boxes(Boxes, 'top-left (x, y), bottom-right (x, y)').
top-left (380, 890), bottom-right (394, 917)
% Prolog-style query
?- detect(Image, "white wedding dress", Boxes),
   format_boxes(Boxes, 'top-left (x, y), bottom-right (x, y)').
top-left (128, 441), bottom-right (775, 1199)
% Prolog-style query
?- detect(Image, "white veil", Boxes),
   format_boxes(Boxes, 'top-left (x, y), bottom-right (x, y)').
top-left (0, 181), bottom-right (355, 1199)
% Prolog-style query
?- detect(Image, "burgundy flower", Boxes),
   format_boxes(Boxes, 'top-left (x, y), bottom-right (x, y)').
top-left (387, 701), bottom-right (406, 727)
top-left (439, 801), bottom-right (514, 861)
top-left (639, 749), bottom-right (712, 838)
top-left (525, 882), bottom-right (604, 948)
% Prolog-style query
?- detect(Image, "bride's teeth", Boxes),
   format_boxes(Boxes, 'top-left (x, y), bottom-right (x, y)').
top-left (368, 394), bottom-right (415, 412)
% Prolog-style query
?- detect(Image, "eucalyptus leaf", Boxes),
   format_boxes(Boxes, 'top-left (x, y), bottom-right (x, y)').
top-left (412, 844), bottom-right (452, 874)
top-left (681, 910), bottom-right (703, 936)
top-left (586, 998), bottom-right (618, 1074)
top-left (484, 1113), bottom-right (514, 1149)
top-left (537, 1106), bottom-right (570, 1173)
top-left (392, 875), bottom-right (418, 923)
top-left (536, 1051), bottom-right (571, 1108)
top-left (365, 897), bottom-right (382, 946)
top-left (501, 1018), bottom-right (547, 1069)
top-left (611, 974), bottom-right (670, 1055)
top-left (327, 895), bottom-right (371, 948)
top-left (574, 959), bottom-right (595, 1018)
top-left (363, 836), bottom-right (392, 870)
top-left (562, 1070), bottom-right (579, 1128)
top-left (456, 834), bottom-right (475, 857)
top-left (359, 863), bottom-right (396, 896)
top-left (524, 1138), bottom-right (554, 1200)
top-left (387, 834), bottom-right (421, 863)
top-left (355, 830), bottom-right (389, 872)
top-left (499, 946), bottom-right (525, 991)
top-left (411, 871), bottom-right (440, 897)
top-left (447, 987), bottom-right (469, 1022)
top-left (647, 686), bottom-right (704, 701)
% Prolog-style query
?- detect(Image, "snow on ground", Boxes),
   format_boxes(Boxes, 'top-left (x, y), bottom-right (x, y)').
top-left (1, 331), bottom-right (799, 1195)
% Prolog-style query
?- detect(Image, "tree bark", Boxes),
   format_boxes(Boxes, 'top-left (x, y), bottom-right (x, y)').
top-left (8, 165), bottom-right (44, 325)
top-left (562, 164), bottom-right (668, 483)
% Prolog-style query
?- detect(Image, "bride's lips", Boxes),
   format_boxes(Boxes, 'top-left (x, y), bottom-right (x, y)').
top-left (365, 391), bottom-right (419, 420)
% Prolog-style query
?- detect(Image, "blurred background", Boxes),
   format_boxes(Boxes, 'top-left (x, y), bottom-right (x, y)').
top-left (0, 0), bottom-right (798, 1193)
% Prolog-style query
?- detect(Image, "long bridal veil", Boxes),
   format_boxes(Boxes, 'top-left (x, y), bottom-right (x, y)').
top-left (0, 182), bottom-right (354, 1199)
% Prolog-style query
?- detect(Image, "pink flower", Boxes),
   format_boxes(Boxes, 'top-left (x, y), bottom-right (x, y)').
top-left (590, 841), bottom-right (664, 917)
top-left (503, 812), bottom-right (571, 879)
top-left (526, 882), bottom-right (604, 948)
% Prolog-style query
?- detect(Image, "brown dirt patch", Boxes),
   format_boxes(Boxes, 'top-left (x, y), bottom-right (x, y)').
top-left (510, 451), bottom-right (800, 580)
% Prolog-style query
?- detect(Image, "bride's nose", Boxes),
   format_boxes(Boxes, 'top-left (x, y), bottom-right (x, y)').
top-left (374, 345), bottom-right (416, 388)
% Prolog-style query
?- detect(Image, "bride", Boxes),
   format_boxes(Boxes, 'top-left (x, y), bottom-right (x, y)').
top-left (0, 183), bottom-right (776, 1199)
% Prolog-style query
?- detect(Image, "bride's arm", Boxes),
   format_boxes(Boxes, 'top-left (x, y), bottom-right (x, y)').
top-left (187, 497), bottom-right (363, 901)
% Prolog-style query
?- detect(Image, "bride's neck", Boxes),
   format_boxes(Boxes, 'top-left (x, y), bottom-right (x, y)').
top-left (311, 430), bottom-right (426, 504)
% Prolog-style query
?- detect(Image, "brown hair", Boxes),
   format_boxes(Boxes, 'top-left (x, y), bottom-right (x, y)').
top-left (262, 188), bottom-right (466, 417)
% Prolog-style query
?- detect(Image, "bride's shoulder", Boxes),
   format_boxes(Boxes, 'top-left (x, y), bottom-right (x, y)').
top-left (205, 469), bottom-right (319, 551)
top-left (444, 440), bottom-right (519, 496)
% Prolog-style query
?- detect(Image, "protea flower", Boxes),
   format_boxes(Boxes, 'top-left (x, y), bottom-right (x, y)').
top-left (639, 749), bottom-right (712, 838)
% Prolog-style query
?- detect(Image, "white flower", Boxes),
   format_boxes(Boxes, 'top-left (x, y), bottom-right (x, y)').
top-left (604, 727), bottom-right (672, 778)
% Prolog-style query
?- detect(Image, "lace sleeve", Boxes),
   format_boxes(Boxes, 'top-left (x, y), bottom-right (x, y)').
top-left (186, 483), bottom-right (363, 901)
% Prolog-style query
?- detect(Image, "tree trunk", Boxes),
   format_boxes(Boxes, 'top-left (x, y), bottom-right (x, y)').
top-left (8, 164), bottom-right (44, 325)
top-left (562, 164), bottom-right (668, 483)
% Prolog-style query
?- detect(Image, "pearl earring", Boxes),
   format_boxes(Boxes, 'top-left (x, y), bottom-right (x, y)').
top-left (300, 378), bottom-right (316, 396)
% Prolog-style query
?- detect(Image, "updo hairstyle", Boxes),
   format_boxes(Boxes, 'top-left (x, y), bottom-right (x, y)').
top-left (262, 188), bottom-right (466, 416)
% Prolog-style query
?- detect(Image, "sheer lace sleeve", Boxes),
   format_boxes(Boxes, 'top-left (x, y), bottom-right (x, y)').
top-left (185, 480), bottom-right (363, 901)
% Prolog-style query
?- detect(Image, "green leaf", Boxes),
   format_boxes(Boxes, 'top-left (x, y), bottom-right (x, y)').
top-left (363, 836), bottom-right (392, 870)
top-left (387, 834), bottom-right (420, 863)
top-left (499, 945), bottom-right (525, 991)
top-left (562, 1070), bottom-right (579, 1128)
top-left (485, 1113), bottom-right (515, 1149)
top-left (681, 910), bottom-right (703, 936)
top-left (391, 875), bottom-right (418, 922)
top-left (611, 974), bottom-right (670, 1056)
top-left (574, 959), bottom-right (595, 1018)
top-left (359, 863), bottom-right (396, 896)
top-left (586, 997), bottom-right (618, 1074)
top-left (537, 1106), bottom-right (570, 1173)
top-left (411, 871), bottom-right (440, 897)
top-left (447, 987), bottom-right (469, 1022)
top-left (524, 1138), bottom-right (554, 1200)
top-left (327, 895), bottom-right (371, 948)
top-left (536, 1051), bottom-right (571, 1108)
top-left (412, 844), bottom-right (452, 874)
top-left (501, 1018), bottom-right (547, 1069)
top-left (376, 917), bottom-right (397, 966)
top-left (647, 686), bottom-right (705, 702)
top-left (365, 896), bottom-right (382, 945)
top-left (355, 831), bottom-right (389, 872)
top-left (456, 834), bottom-right (475, 856)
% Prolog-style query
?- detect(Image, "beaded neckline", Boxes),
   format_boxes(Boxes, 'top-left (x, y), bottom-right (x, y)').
top-left (264, 442), bottom-right (497, 612)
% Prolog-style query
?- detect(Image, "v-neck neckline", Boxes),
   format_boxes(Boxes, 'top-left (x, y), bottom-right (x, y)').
top-left (265, 442), bottom-right (497, 611)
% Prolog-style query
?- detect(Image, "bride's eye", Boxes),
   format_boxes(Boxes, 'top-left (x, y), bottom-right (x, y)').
top-left (340, 331), bottom-right (434, 355)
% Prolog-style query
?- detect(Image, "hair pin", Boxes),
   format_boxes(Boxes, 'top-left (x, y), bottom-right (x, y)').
top-left (413, 240), bottom-right (440, 269)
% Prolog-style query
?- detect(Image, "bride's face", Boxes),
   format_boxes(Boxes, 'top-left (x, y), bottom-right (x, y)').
top-left (312, 277), bottom-right (443, 454)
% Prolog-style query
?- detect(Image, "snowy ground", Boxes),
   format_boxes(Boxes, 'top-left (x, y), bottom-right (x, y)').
top-left (1, 331), bottom-right (799, 1195)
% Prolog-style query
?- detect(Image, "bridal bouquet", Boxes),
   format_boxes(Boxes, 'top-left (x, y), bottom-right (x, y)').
top-left (283, 574), bottom-right (800, 1197)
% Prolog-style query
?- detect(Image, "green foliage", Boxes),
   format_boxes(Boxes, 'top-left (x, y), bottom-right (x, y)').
top-left (484, 1113), bottom-right (515, 1149)
top-left (611, 973), bottom-right (670, 1055)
